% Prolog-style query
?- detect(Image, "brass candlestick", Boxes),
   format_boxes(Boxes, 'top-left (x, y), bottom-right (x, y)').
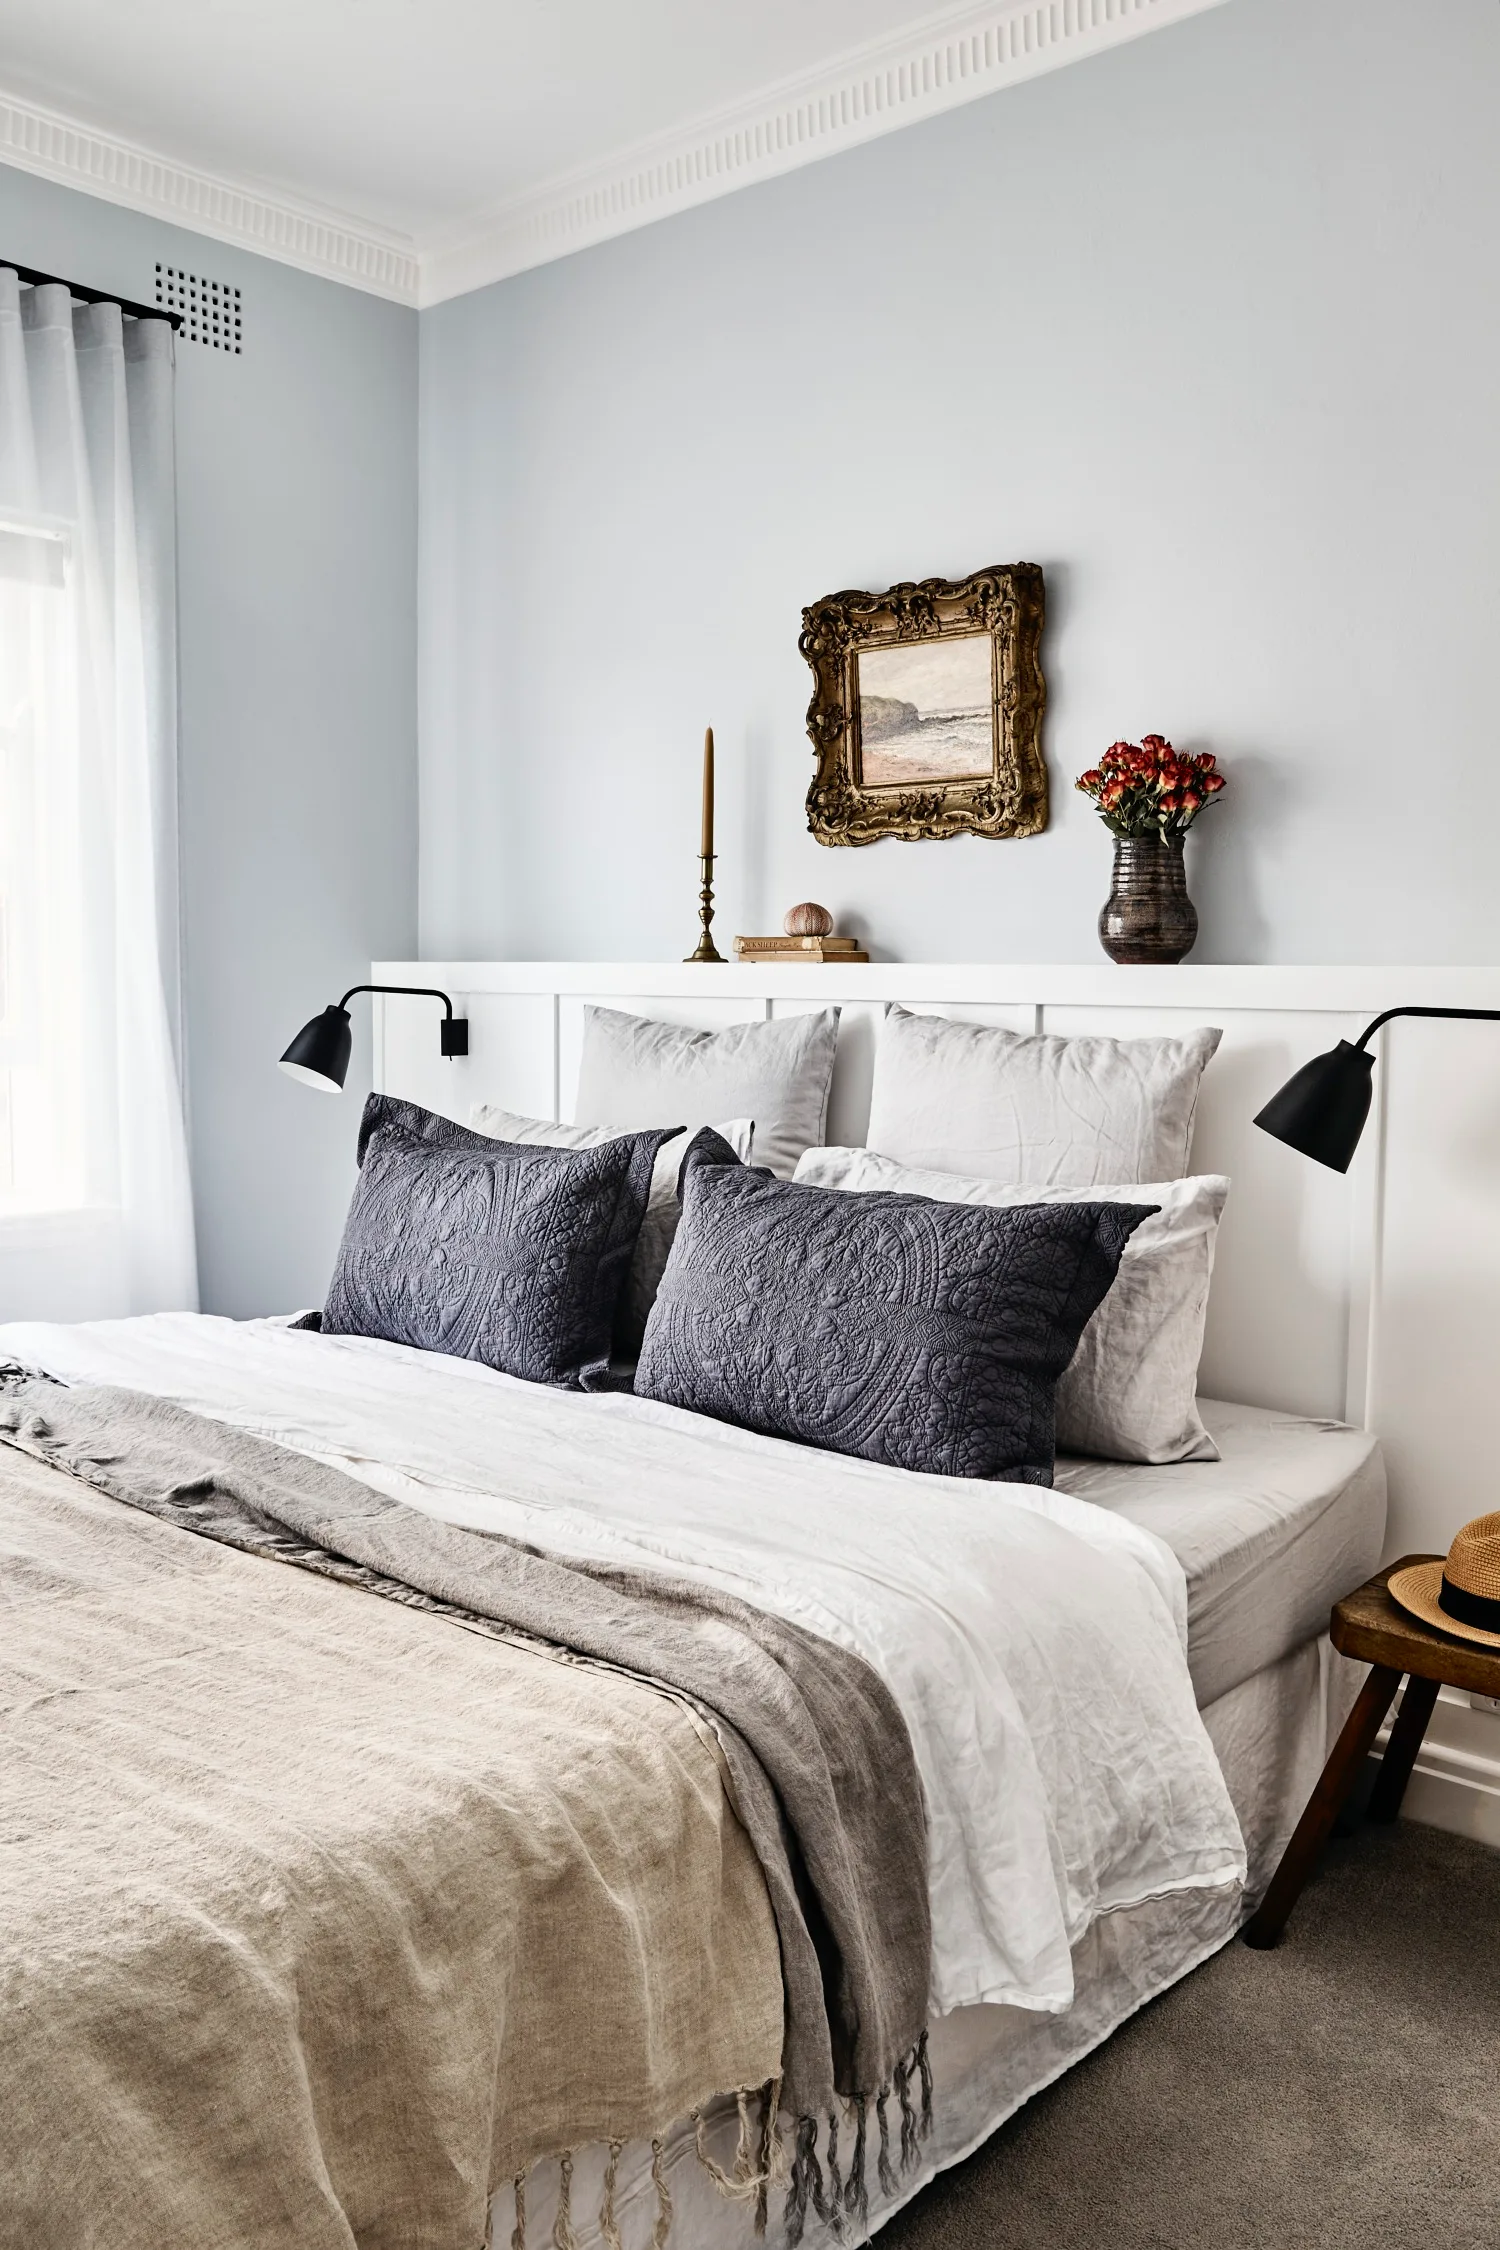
top-left (685, 851), bottom-right (724, 963)
top-left (686, 724), bottom-right (724, 962)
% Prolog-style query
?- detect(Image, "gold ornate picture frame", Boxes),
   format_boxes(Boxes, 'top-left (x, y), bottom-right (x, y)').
top-left (801, 563), bottom-right (1047, 846)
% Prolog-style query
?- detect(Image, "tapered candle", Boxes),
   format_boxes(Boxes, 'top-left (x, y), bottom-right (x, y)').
top-left (700, 727), bottom-right (715, 860)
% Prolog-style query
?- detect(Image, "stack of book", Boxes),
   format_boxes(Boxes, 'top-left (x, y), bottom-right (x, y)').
top-left (733, 934), bottom-right (869, 963)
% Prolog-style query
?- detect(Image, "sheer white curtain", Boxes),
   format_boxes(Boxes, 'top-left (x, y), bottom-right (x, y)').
top-left (0, 270), bottom-right (196, 1318)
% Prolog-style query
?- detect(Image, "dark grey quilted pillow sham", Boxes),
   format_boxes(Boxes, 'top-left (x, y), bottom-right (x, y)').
top-left (635, 1129), bottom-right (1156, 1483)
top-left (323, 1094), bottom-right (677, 1389)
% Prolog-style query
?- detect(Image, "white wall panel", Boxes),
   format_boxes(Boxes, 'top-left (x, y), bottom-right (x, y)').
top-left (377, 991), bottom-right (555, 1127)
top-left (1368, 1015), bottom-right (1500, 1557)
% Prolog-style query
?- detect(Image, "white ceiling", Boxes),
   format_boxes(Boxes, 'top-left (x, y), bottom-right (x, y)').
top-left (0, 0), bottom-right (948, 238)
top-left (0, 0), bottom-right (1224, 303)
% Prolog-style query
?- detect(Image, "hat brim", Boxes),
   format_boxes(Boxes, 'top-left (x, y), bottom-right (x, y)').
top-left (1387, 1560), bottom-right (1500, 1651)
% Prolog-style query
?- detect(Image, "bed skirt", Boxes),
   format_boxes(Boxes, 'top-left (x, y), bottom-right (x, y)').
top-left (492, 1632), bottom-right (1360, 2250)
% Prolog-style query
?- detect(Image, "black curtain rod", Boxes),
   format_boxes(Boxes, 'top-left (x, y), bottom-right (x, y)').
top-left (2, 257), bottom-right (183, 332)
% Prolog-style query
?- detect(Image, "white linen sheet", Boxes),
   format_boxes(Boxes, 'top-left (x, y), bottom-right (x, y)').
top-left (0, 1311), bottom-right (1247, 2021)
top-left (1058, 1397), bottom-right (1387, 1705)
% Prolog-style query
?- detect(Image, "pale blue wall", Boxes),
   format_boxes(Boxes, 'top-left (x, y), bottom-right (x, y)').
top-left (418, 0), bottom-right (1500, 969)
top-left (7, 0), bottom-right (1499, 1311)
top-left (0, 167), bottom-right (418, 1314)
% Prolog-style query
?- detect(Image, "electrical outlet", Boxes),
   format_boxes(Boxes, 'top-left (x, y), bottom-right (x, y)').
top-left (1468, 1692), bottom-right (1500, 1716)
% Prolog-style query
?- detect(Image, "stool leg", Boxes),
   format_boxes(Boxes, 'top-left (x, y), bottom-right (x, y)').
top-left (1242, 1663), bottom-right (1402, 1950)
top-left (1367, 1673), bottom-right (1440, 1825)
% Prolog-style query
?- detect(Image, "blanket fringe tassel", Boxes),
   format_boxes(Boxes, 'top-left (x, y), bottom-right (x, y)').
top-left (846, 2097), bottom-right (869, 2234)
top-left (552, 2149), bottom-right (578, 2250)
top-left (783, 2032), bottom-right (932, 2250)
top-left (650, 2138), bottom-right (673, 2250)
top-left (875, 2085), bottom-right (897, 2200)
top-left (499, 2042), bottom-right (929, 2250)
top-left (600, 2141), bottom-right (624, 2250)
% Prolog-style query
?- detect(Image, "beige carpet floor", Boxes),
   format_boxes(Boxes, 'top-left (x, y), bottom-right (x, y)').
top-left (881, 1819), bottom-right (1500, 2250)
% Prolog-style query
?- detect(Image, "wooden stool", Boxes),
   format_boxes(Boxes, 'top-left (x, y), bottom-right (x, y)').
top-left (1243, 1556), bottom-right (1500, 1948)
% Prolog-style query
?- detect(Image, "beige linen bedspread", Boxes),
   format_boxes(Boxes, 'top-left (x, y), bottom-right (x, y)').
top-left (0, 1448), bottom-right (784, 2250)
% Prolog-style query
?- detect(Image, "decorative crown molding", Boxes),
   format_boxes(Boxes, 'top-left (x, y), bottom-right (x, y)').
top-left (0, 86), bottom-right (420, 304)
top-left (0, 0), bottom-right (1224, 311)
top-left (418, 0), bottom-right (1226, 306)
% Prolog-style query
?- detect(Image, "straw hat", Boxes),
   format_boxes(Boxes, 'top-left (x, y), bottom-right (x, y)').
top-left (1389, 1512), bottom-right (1500, 1649)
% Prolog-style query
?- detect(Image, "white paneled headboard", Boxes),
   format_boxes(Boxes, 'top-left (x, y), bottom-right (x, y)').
top-left (372, 960), bottom-right (1500, 1571)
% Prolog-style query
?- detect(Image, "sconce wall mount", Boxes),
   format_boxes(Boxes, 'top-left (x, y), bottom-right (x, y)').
top-left (279, 984), bottom-right (468, 1093)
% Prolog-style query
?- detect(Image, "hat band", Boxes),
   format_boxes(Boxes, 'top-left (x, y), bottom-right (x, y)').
top-left (1438, 1574), bottom-right (1500, 1632)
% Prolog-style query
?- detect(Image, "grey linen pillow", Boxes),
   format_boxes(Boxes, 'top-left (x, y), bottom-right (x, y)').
top-left (469, 1104), bottom-right (754, 1354)
top-left (573, 1005), bottom-right (839, 1179)
top-left (866, 1005), bottom-right (1221, 1185)
top-left (795, 1146), bottom-right (1228, 1465)
top-left (324, 1094), bottom-right (677, 1389)
top-left (636, 1129), bottom-right (1155, 1484)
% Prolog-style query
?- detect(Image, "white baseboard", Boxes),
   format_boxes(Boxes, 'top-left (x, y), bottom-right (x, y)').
top-left (1378, 1687), bottom-right (1500, 1851)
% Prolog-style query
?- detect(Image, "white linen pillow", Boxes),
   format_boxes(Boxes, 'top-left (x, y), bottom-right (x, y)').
top-left (573, 1005), bottom-right (839, 1181)
top-left (793, 1143), bottom-right (1229, 1465)
top-left (866, 1004), bottom-right (1221, 1186)
top-left (470, 1105), bottom-right (753, 1354)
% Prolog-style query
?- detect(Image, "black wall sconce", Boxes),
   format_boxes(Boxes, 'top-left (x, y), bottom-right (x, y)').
top-left (279, 984), bottom-right (469, 1093)
top-left (1255, 1005), bottom-right (1500, 1172)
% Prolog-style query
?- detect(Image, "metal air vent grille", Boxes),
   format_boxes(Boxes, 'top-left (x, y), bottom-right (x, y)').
top-left (154, 265), bottom-right (242, 353)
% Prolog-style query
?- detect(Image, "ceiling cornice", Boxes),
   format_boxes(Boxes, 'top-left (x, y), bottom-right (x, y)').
top-left (417, 0), bottom-right (1226, 306)
top-left (0, 84), bottom-right (420, 303)
top-left (0, 0), bottom-right (1225, 314)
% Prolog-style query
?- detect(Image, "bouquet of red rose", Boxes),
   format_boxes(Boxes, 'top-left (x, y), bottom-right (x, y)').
top-left (1074, 736), bottom-right (1226, 840)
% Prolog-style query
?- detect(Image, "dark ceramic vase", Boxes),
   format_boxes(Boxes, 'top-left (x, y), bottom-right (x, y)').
top-left (1098, 833), bottom-right (1198, 965)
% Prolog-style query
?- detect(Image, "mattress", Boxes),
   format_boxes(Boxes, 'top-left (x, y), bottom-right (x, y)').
top-left (1056, 1396), bottom-right (1386, 1708)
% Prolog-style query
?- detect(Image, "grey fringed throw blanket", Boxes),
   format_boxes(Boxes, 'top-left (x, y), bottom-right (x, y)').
top-left (0, 1377), bottom-right (931, 2248)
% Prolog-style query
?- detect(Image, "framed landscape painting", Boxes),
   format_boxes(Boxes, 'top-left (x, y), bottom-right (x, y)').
top-left (800, 563), bottom-right (1047, 846)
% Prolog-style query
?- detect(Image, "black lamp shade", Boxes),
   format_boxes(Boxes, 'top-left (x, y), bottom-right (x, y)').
top-left (1252, 1040), bottom-right (1375, 1173)
top-left (279, 1005), bottom-right (352, 1092)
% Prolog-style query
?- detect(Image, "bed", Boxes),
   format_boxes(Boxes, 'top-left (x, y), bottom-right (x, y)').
top-left (0, 1310), bottom-right (1384, 2250)
top-left (0, 971), bottom-right (1407, 2249)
